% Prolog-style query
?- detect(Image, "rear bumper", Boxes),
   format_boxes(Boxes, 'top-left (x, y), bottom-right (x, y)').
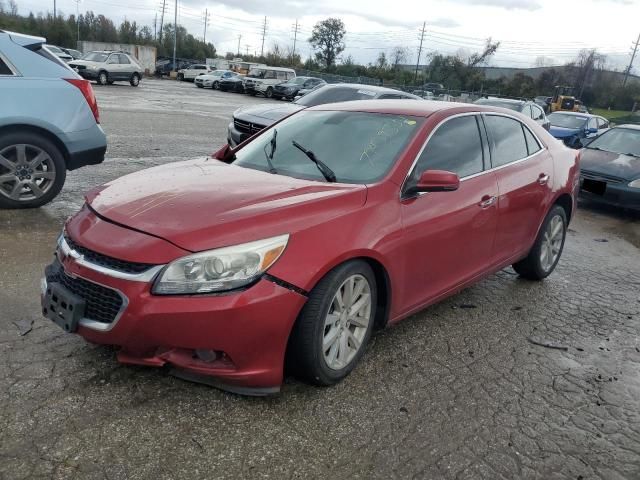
top-left (60, 124), bottom-right (108, 170)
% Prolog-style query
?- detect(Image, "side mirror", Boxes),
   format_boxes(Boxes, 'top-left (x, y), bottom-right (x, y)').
top-left (587, 127), bottom-right (598, 134)
top-left (407, 170), bottom-right (460, 196)
top-left (212, 144), bottom-right (234, 163)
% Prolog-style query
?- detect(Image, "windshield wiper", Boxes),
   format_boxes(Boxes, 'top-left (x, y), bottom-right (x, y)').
top-left (291, 140), bottom-right (336, 182)
top-left (624, 152), bottom-right (640, 158)
top-left (262, 129), bottom-right (278, 174)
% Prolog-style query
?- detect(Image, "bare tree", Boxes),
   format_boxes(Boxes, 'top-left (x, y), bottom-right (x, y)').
top-left (390, 46), bottom-right (409, 70)
top-left (376, 51), bottom-right (388, 70)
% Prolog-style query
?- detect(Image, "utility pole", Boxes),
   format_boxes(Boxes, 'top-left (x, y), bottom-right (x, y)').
top-left (75, 0), bottom-right (81, 44)
top-left (237, 34), bottom-right (242, 57)
top-left (158, 0), bottom-right (167, 42)
top-left (153, 12), bottom-right (157, 41)
top-left (260, 16), bottom-right (267, 58)
top-left (172, 0), bottom-right (177, 73)
top-left (291, 19), bottom-right (300, 64)
top-left (623, 32), bottom-right (640, 87)
top-left (245, 44), bottom-right (250, 57)
top-left (414, 21), bottom-right (426, 84)
top-left (202, 9), bottom-right (210, 43)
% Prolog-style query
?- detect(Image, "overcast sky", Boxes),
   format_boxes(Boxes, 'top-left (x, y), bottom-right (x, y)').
top-left (15, 0), bottom-right (640, 70)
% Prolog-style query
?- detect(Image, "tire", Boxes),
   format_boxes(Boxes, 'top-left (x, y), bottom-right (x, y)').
top-left (287, 260), bottom-right (377, 386)
top-left (213, 81), bottom-right (219, 90)
top-left (107, 81), bottom-right (114, 85)
top-left (196, 83), bottom-right (204, 88)
top-left (130, 73), bottom-right (140, 87)
top-left (0, 132), bottom-right (67, 209)
top-left (97, 71), bottom-right (108, 86)
top-left (513, 205), bottom-right (567, 280)
top-left (265, 87), bottom-right (274, 99)
top-left (177, 73), bottom-right (184, 81)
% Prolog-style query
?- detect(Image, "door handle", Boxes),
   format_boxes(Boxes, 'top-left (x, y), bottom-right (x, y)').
top-left (478, 195), bottom-right (496, 208)
top-left (538, 174), bottom-right (550, 185)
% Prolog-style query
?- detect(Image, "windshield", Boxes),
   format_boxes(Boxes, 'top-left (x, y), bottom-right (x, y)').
top-left (548, 113), bottom-right (588, 129)
top-left (82, 52), bottom-right (109, 62)
top-left (233, 111), bottom-right (423, 184)
top-left (295, 86), bottom-right (377, 107)
top-left (587, 128), bottom-right (640, 156)
top-left (474, 99), bottom-right (522, 111)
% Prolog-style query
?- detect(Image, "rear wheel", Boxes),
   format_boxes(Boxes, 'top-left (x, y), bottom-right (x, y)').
top-left (0, 132), bottom-right (66, 209)
top-left (287, 260), bottom-right (376, 386)
top-left (97, 71), bottom-right (108, 86)
top-left (513, 205), bottom-right (567, 280)
top-left (130, 73), bottom-right (140, 87)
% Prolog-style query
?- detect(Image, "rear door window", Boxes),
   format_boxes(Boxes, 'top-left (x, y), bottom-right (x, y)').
top-left (531, 106), bottom-right (545, 121)
top-left (276, 71), bottom-right (287, 81)
top-left (522, 126), bottom-right (541, 156)
top-left (118, 54), bottom-right (131, 64)
top-left (597, 118), bottom-right (609, 129)
top-left (484, 115), bottom-right (529, 167)
top-left (412, 115), bottom-right (484, 179)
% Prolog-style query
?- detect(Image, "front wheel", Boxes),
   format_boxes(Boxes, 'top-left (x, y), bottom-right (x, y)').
top-left (287, 260), bottom-right (377, 386)
top-left (513, 205), bottom-right (567, 280)
top-left (0, 132), bottom-right (67, 209)
top-left (177, 73), bottom-right (184, 81)
top-left (213, 81), bottom-right (219, 89)
top-left (130, 73), bottom-right (140, 87)
top-left (265, 87), bottom-right (274, 98)
top-left (97, 71), bottom-right (108, 85)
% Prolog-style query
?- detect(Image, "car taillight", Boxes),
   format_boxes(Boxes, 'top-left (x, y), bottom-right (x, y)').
top-left (64, 78), bottom-right (100, 124)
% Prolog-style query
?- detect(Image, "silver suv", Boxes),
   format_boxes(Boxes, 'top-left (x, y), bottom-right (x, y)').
top-left (69, 51), bottom-right (143, 87)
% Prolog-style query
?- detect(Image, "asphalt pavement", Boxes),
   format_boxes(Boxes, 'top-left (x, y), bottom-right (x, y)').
top-left (1, 79), bottom-right (639, 479)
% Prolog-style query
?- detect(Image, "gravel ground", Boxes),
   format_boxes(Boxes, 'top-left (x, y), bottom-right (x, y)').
top-left (1, 78), bottom-right (639, 480)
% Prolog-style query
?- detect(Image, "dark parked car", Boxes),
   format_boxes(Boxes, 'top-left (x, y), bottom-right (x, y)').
top-left (474, 97), bottom-right (550, 130)
top-left (62, 48), bottom-right (83, 60)
top-left (547, 112), bottom-right (609, 148)
top-left (228, 84), bottom-right (421, 146)
top-left (579, 125), bottom-right (640, 210)
top-left (42, 100), bottom-right (579, 394)
top-left (273, 76), bottom-right (326, 100)
top-left (219, 75), bottom-right (245, 93)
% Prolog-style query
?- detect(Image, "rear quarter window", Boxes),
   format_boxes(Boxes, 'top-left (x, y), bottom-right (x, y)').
top-left (0, 57), bottom-right (12, 75)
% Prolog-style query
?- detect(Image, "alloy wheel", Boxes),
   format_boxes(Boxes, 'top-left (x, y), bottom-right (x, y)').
top-left (323, 274), bottom-right (372, 370)
top-left (540, 214), bottom-right (564, 272)
top-left (0, 144), bottom-right (57, 202)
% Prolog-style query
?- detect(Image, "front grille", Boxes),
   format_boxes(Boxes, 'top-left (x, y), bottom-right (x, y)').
top-left (64, 233), bottom-right (155, 274)
top-left (233, 118), bottom-right (265, 135)
top-left (46, 262), bottom-right (123, 324)
top-left (581, 170), bottom-right (623, 184)
top-left (72, 65), bottom-right (86, 71)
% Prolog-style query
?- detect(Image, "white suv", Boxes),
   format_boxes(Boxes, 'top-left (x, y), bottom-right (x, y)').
top-left (177, 64), bottom-right (212, 81)
top-left (243, 66), bottom-right (296, 98)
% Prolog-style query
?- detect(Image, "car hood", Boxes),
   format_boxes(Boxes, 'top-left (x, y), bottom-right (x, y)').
top-left (85, 158), bottom-right (367, 253)
top-left (549, 126), bottom-right (582, 138)
top-left (234, 103), bottom-right (305, 124)
top-left (580, 148), bottom-right (640, 181)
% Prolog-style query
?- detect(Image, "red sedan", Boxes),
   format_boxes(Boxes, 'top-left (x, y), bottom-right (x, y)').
top-left (41, 101), bottom-right (580, 395)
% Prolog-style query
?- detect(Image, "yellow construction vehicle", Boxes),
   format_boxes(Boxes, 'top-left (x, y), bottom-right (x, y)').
top-left (549, 85), bottom-right (580, 112)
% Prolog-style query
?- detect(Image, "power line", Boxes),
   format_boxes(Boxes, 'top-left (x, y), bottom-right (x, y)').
top-left (623, 33), bottom-right (640, 87)
top-left (415, 21), bottom-right (426, 82)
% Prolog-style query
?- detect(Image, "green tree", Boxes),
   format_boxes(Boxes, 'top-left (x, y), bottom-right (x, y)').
top-left (309, 18), bottom-right (346, 69)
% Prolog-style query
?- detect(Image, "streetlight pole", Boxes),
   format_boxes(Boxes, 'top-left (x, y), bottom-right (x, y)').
top-left (172, 0), bottom-right (177, 73)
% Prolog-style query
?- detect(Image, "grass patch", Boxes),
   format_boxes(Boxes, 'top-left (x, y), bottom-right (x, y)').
top-left (591, 108), bottom-right (640, 124)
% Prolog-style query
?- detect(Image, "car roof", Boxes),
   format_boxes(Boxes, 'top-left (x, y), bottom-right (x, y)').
top-left (615, 124), bottom-right (640, 131)
top-left (308, 99), bottom-right (471, 117)
top-left (0, 30), bottom-right (45, 47)
top-left (478, 97), bottom-right (526, 105)
top-left (548, 111), bottom-right (596, 119)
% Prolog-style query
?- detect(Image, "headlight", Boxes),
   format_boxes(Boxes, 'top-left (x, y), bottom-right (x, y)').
top-left (629, 179), bottom-right (640, 188)
top-left (152, 234), bottom-right (289, 295)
